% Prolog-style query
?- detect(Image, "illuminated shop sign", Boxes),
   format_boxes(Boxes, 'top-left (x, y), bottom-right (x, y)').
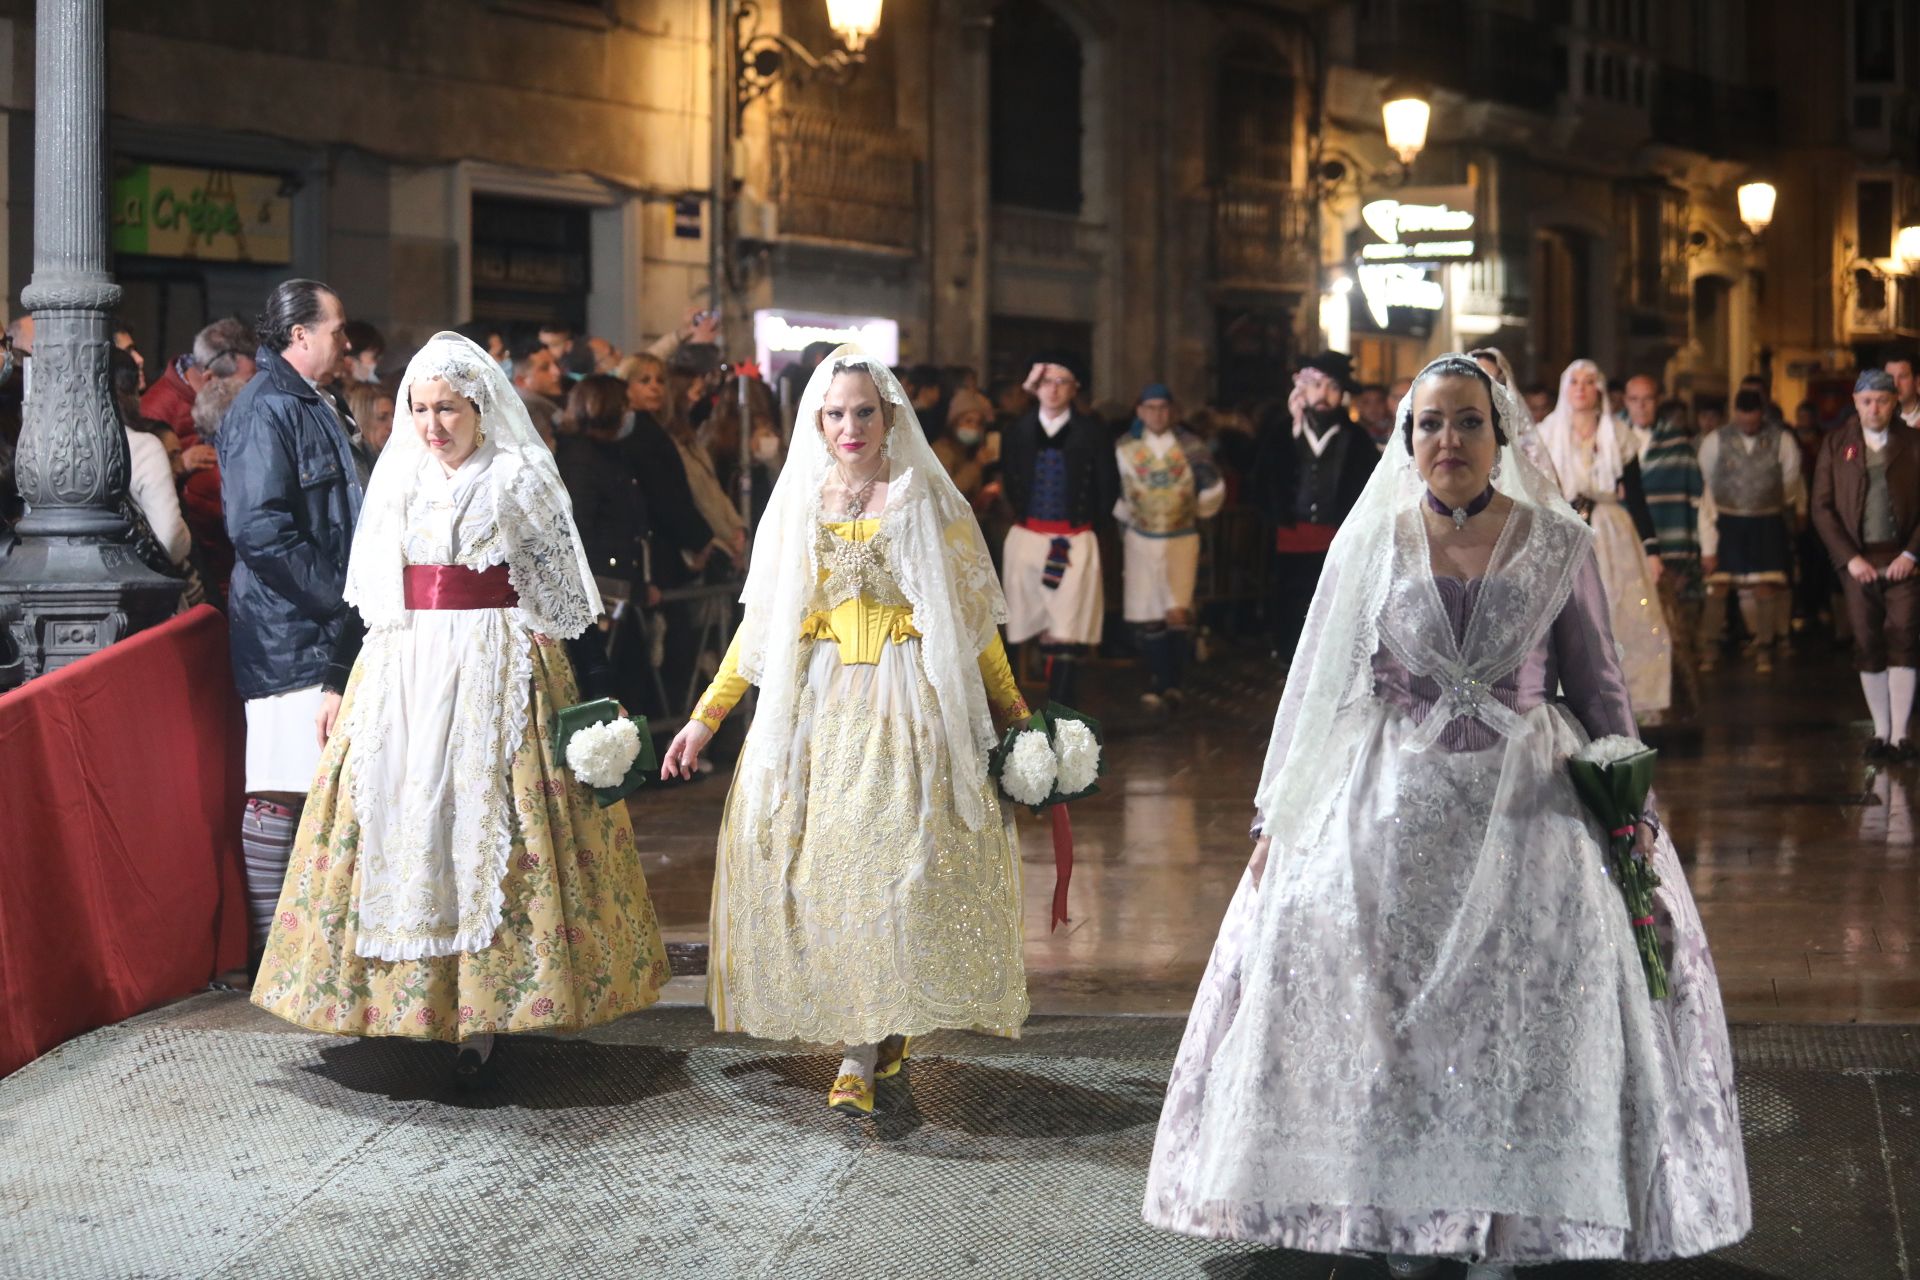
top-left (1357, 264), bottom-right (1444, 328)
top-left (112, 163), bottom-right (292, 264)
top-left (753, 309), bottom-right (900, 376)
top-left (1357, 185), bottom-right (1478, 263)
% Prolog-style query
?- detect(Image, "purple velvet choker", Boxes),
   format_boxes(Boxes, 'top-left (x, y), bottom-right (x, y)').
top-left (1426, 484), bottom-right (1495, 530)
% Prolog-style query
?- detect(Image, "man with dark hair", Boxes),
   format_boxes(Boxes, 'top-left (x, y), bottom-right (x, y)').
top-left (1886, 354), bottom-right (1919, 428)
top-left (1521, 382), bottom-right (1552, 424)
top-left (1353, 382), bottom-right (1393, 451)
top-left (512, 335), bottom-right (565, 444)
top-left (341, 319), bottom-right (384, 385)
top-left (218, 278), bottom-right (359, 965)
top-left (1814, 369), bottom-right (1920, 759)
top-left (999, 350), bottom-right (1114, 704)
top-left (539, 319), bottom-right (590, 379)
top-left (1698, 386), bottom-right (1806, 673)
top-left (1253, 351), bottom-right (1373, 660)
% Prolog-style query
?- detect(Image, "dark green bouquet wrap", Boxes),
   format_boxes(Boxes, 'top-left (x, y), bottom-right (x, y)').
top-left (553, 698), bottom-right (655, 808)
top-left (1567, 741), bottom-right (1669, 1000)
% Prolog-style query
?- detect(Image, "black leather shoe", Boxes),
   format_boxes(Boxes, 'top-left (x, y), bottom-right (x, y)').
top-left (1896, 740), bottom-right (1917, 764)
top-left (1866, 737), bottom-right (1894, 762)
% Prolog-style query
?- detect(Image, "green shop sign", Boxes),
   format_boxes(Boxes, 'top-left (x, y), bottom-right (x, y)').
top-left (112, 163), bottom-right (292, 264)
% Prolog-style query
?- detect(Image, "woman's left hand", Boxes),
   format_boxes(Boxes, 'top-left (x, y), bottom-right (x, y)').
top-left (1645, 554), bottom-right (1664, 584)
top-left (1634, 820), bottom-right (1656, 860)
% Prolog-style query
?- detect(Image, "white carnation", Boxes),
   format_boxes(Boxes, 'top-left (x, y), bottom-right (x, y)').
top-left (1574, 734), bottom-right (1648, 766)
top-left (1000, 729), bottom-right (1058, 807)
top-left (1052, 718), bottom-right (1100, 797)
top-left (566, 717), bottom-right (642, 788)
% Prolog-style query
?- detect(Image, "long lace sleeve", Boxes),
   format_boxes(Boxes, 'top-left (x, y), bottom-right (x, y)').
top-left (499, 458), bottom-right (601, 639)
top-left (1553, 549), bottom-right (1638, 742)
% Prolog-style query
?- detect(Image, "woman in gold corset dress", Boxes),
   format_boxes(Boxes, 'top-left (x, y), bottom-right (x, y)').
top-left (661, 346), bottom-right (1032, 1117)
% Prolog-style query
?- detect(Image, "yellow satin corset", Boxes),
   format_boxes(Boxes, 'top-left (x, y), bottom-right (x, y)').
top-left (803, 519), bottom-right (921, 665)
top-left (693, 518), bottom-right (1028, 731)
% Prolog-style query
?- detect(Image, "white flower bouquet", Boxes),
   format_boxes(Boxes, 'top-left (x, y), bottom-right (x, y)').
top-left (989, 703), bottom-right (1106, 811)
top-left (553, 698), bottom-right (655, 807)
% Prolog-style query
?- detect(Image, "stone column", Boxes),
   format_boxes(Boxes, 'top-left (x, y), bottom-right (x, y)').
top-left (0, 0), bottom-right (179, 689)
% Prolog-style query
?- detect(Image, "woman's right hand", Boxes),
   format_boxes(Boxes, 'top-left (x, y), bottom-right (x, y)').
top-left (315, 691), bottom-right (344, 749)
top-left (661, 720), bottom-right (714, 780)
top-left (1249, 836), bottom-right (1272, 887)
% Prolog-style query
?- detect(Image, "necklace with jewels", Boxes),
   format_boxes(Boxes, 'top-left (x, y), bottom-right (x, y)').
top-left (831, 456), bottom-right (885, 520)
top-left (1426, 484), bottom-right (1496, 531)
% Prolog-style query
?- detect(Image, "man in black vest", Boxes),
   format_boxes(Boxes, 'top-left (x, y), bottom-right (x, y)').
top-left (1254, 351), bottom-right (1375, 661)
top-left (1000, 350), bottom-right (1116, 705)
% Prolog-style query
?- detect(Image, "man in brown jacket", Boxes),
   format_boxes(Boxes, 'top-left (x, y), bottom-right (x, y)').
top-left (1813, 369), bottom-right (1920, 760)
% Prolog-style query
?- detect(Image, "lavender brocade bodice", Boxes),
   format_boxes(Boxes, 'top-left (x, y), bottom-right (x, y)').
top-left (1371, 554), bottom-right (1637, 752)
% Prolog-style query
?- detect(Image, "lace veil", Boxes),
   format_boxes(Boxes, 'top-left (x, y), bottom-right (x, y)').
top-left (344, 331), bottom-right (602, 637)
top-left (1536, 357), bottom-right (1633, 503)
top-left (1251, 353), bottom-right (1592, 838)
top-left (731, 346), bottom-right (1008, 835)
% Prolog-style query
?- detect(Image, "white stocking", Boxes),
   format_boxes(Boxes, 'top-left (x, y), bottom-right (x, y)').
top-left (838, 1042), bottom-right (878, 1083)
top-left (1863, 670), bottom-right (1893, 740)
top-left (1890, 667), bottom-right (1917, 742)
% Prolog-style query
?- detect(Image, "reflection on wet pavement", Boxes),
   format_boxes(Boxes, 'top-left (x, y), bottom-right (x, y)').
top-left (629, 643), bottom-right (1920, 1025)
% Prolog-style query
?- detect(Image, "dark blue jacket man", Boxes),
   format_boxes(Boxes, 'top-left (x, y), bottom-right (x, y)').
top-left (219, 287), bottom-right (361, 701)
top-left (216, 278), bottom-right (358, 962)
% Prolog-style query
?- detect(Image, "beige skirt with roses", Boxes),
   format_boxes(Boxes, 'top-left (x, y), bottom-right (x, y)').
top-left (251, 635), bottom-right (671, 1042)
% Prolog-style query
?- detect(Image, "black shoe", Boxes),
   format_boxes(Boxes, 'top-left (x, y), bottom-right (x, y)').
top-left (452, 1039), bottom-right (498, 1091)
top-left (1897, 740), bottom-right (1917, 764)
top-left (1866, 737), bottom-right (1894, 762)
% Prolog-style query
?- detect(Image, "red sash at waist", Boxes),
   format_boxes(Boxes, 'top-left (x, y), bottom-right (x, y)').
top-left (1274, 522), bottom-right (1338, 554)
top-left (403, 563), bottom-right (519, 610)
top-left (1022, 518), bottom-right (1092, 536)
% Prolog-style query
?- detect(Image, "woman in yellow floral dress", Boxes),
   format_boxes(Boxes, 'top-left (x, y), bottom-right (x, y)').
top-left (662, 347), bottom-right (1031, 1116)
top-left (252, 332), bottom-right (670, 1082)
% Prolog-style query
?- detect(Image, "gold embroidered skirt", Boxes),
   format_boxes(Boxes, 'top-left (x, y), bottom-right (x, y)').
top-left (708, 638), bottom-right (1029, 1045)
top-left (251, 636), bottom-right (671, 1042)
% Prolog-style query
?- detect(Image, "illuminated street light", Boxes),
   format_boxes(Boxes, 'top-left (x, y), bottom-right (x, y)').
top-left (1381, 81), bottom-right (1432, 168)
top-left (825, 0), bottom-right (884, 52)
top-left (1737, 181), bottom-right (1777, 237)
top-left (1896, 221), bottom-right (1920, 272)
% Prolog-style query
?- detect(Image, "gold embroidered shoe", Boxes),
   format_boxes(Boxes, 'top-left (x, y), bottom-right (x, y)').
top-left (874, 1035), bottom-right (912, 1081)
top-left (827, 1073), bottom-right (875, 1116)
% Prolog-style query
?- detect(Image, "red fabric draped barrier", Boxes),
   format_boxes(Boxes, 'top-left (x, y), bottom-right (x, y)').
top-left (0, 605), bottom-right (248, 1076)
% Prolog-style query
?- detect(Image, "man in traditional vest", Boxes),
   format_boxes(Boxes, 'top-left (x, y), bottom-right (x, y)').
top-left (1114, 383), bottom-right (1224, 709)
top-left (1253, 351), bottom-right (1374, 661)
top-left (1812, 369), bottom-right (1920, 760)
top-left (1698, 387), bottom-right (1806, 674)
top-left (1000, 350), bottom-right (1115, 705)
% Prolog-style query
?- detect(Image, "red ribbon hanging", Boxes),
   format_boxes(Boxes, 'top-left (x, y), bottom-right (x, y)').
top-left (1049, 803), bottom-right (1074, 931)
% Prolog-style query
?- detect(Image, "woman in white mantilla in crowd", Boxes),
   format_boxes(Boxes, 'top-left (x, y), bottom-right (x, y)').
top-left (1143, 355), bottom-right (1749, 1276)
top-left (1534, 358), bottom-right (1673, 719)
top-left (662, 345), bottom-right (1033, 1118)
top-left (252, 332), bottom-right (670, 1083)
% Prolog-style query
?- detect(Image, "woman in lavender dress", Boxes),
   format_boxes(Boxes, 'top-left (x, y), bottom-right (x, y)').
top-left (1142, 356), bottom-right (1750, 1277)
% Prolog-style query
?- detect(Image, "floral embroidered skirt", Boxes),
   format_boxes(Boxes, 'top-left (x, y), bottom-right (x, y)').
top-left (708, 638), bottom-right (1029, 1046)
top-left (251, 637), bottom-right (671, 1042)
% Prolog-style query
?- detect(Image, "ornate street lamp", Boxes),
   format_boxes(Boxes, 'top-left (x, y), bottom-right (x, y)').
top-left (1381, 80), bottom-right (1432, 168)
top-left (711, 0), bottom-right (883, 527)
top-left (1895, 219), bottom-right (1920, 272)
top-left (1736, 180), bottom-right (1778, 237)
top-left (0, 0), bottom-right (179, 687)
top-left (824, 0), bottom-right (884, 52)
top-left (734, 0), bottom-right (884, 121)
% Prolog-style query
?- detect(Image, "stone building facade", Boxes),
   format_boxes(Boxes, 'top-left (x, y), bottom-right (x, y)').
top-left (0, 0), bottom-right (1901, 416)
